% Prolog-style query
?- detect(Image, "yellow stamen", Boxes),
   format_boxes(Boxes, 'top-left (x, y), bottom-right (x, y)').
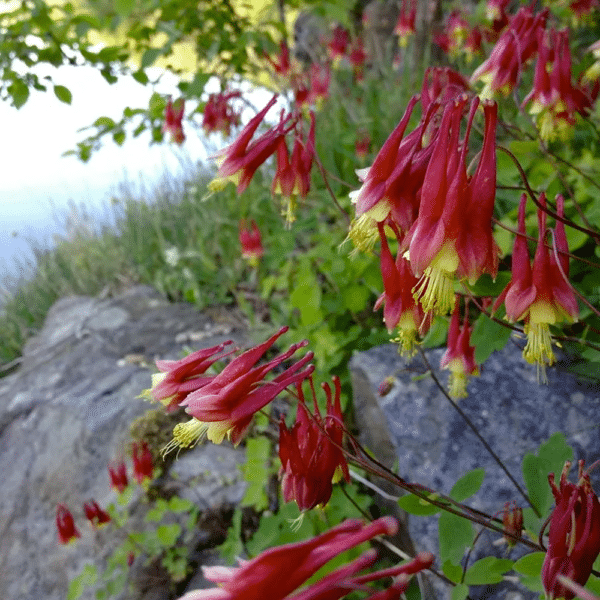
top-left (162, 418), bottom-right (209, 457)
top-left (391, 312), bottom-right (420, 357)
top-left (346, 200), bottom-right (391, 253)
top-left (282, 196), bottom-right (298, 229)
top-left (523, 321), bottom-right (554, 383)
top-left (412, 243), bottom-right (458, 316)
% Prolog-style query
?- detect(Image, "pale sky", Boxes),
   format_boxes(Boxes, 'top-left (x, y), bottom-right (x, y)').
top-left (0, 64), bottom-right (208, 274)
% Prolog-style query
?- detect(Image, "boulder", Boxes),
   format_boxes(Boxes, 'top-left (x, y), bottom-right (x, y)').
top-left (0, 286), bottom-right (248, 600)
top-left (350, 342), bottom-right (600, 599)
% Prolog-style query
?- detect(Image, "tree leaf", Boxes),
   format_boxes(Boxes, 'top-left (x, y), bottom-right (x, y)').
top-left (450, 468), bottom-right (485, 502)
top-left (439, 511), bottom-right (474, 565)
top-left (464, 557), bottom-right (514, 585)
top-left (53, 84), bottom-right (72, 104)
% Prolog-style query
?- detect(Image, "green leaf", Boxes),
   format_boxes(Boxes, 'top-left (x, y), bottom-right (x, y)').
top-left (342, 284), bottom-right (370, 313)
top-left (522, 433), bottom-right (573, 516)
top-left (93, 116), bottom-right (116, 129)
top-left (513, 552), bottom-right (545, 577)
top-left (397, 492), bottom-right (446, 516)
top-left (451, 583), bottom-right (469, 600)
top-left (168, 496), bottom-right (195, 513)
top-left (241, 437), bottom-right (271, 510)
top-left (156, 523), bottom-right (181, 546)
top-left (8, 79), bottom-right (29, 109)
top-left (439, 512), bottom-right (474, 565)
top-left (132, 70), bottom-right (149, 84)
top-left (54, 85), bottom-right (72, 104)
top-left (471, 313), bottom-right (512, 364)
top-left (67, 564), bottom-right (97, 600)
top-left (113, 130), bottom-right (126, 145)
top-left (141, 48), bottom-right (162, 69)
top-left (513, 552), bottom-right (545, 592)
top-left (450, 469), bottom-right (485, 502)
top-left (422, 316), bottom-right (448, 348)
top-left (463, 557), bottom-right (514, 585)
top-left (442, 559), bottom-right (463, 583)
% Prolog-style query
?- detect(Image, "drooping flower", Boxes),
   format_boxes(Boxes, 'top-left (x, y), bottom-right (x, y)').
top-left (307, 64), bottom-right (331, 108)
top-left (272, 112), bottom-right (315, 226)
top-left (210, 96), bottom-right (294, 194)
top-left (374, 221), bottom-right (427, 356)
top-left (142, 341), bottom-right (235, 411)
top-left (406, 96), bottom-right (498, 316)
top-left (542, 460), bottom-right (600, 600)
top-left (355, 132), bottom-right (371, 161)
top-left (471, 5), bottom-right (548, 99)
top-left (168, 327), bottom-right (314, 448)
top-left (493, 193), bottom-right (579, 375)
top-left (434, 11), bottom-right (470, 59)
top-left (440, 296), bottom-right (479, 399)
top-left (523, 28), bottom-right (594, 142)
top-left (328, 25), bottom-right (350, 62)
top-left (163, 98), bottom-right (185, 144)
top-left (56, 504), bottom-right (80, 544)
top-left (202, 91), bottom-right (242, 137)
top-left (347, 94), bottom-right (421, 251)
top-left (239, 220), bottom-right (265, 266)
top-left (279, 376), bottom-right (350, 511)
top-left (394, 0), bottom-right (416, 47)
top-left (178, 517), bottom-right (433, 600)
top-left (108, 460), bottom-right (128, 493)
top-left (132, 441), bottom-right (154, 484)
top-left (83, 500), bottom-right (111, 527)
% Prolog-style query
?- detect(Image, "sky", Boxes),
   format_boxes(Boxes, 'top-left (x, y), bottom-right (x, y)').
top-left (0, 64), bottom-right (209, 280)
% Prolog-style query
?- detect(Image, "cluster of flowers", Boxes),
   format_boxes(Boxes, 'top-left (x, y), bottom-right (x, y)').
top-left (56, 442), bottom-right (154, 545)
top-left (208, 95), bottom-right (315, 225)
top-left (350, 56), bottom-right (580, 394)
top-left (148, 327), bottom-right (351, 513)
top-left (201, 90), bottom-right (242, 137)
top-left (468, 3), bottom-right (597, 141)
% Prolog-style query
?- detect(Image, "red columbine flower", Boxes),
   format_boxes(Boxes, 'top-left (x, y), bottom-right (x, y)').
top-left (542, 460), bottom-right (600, 600)
top-left (144, 341), bottom-right (235, 411)
top-left (440, 296), bottom-right (479, 399)
top-left (395, 0), bottom-right (416, 47)
top-left (179, 517), bottom-right (433, 600)
top-left (56, 504), bottom-right (80, 544)
top-left (168, 327), bottom-right (314, 448)
top-left (471, 5), bottom-right (548, 98)
top-left (523, 28), bottom-right (593, 142)
top-left (375, 221), bottom-right (427, 355)
top-left (494, 193), bottom-right (579, 375)
top-left (307, 64), bottom-right (330, 108)
top-left (83, 500), bottom-right (111, 527)
top-left (406, 96), bottom-right (499, 316)
top-left (108, 460), bottom-right (128, 493)
top-left (132, 441), bottom-right (154, 484)
top-left (202, 91), bottom-right (242, 137)
top-left (163, 98), bottom-right (185, 144)
top-left (210, 96), bottom-right (294, 194)
top-left (272, 112), bottom-right (315, 226)
top-left (327, 25), bottom-right (350, 62)
top-left (279, 376), bottom-right (350, 511)
top-left (239, 219), bottom-right (264, 266)
top-left (348, 95), bottom-right (423, 250)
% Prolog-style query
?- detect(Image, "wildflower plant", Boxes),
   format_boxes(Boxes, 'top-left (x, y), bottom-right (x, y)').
top-left (18, 0), bottom-right (600, 597)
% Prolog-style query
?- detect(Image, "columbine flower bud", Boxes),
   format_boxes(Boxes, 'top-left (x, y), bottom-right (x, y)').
top-left (163, 98), bottom-right (185, 144)
top-left (502, 501), bottom-right (523, 546)
top-left (239, 220), bottom-right (264, 267)
top-left (440, 296), bottom-right (479, 399)
top-left (83, 500), bottom-right (111, 527)
top-left (56, 504), bottom-right (80, 544)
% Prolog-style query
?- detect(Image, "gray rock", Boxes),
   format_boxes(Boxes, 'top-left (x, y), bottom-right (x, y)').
top-left (0, 286), bottom-right (249, 600)
top-left (350, 342), bottom-right (600, 599)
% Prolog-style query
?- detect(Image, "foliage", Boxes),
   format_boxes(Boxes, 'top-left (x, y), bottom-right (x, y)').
top-left (5, 0), bottom-right (600, 598)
